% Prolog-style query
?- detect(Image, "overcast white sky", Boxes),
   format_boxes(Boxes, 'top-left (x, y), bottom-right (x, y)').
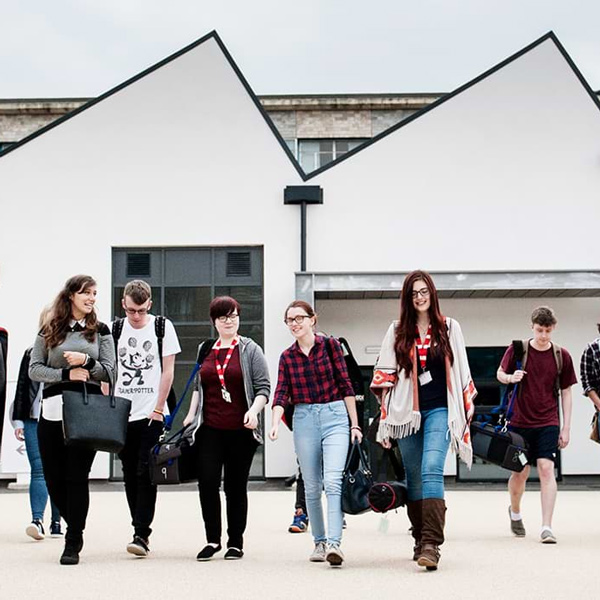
top-left (2, 0), bottom-right (599, 98)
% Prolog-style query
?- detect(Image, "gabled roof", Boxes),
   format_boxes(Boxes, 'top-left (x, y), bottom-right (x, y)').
top-left (1, 31), bottom-right (598, 184)
top-left (0, 31), bottom-right (304, 178)
top-left (303, 31), bottom-right (600, 180)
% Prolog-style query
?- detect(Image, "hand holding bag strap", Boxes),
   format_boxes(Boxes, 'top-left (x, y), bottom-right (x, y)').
top-left (344, 438), bottom-right (370, 476)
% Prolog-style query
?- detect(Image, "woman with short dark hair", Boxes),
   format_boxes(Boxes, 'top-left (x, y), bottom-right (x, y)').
top-left (371, 270), bottom-right (476, 571)
top-left (29, 275), bottom-right (115, 565)
top-left (183, 296), bottom-right (270, 561)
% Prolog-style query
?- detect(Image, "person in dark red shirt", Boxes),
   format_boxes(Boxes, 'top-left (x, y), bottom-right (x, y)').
top-left (497, 306), bottom-right (577, 545)
top-left (183, 296), bottom-right (270, 562)
top-left (270, 300), bottom-right (362, 567)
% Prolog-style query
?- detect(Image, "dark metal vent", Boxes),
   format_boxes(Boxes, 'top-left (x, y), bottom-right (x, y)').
top-left (226, 252), bottom-right (251, 277)
top-left (127, 253), bottom-right (151, 277)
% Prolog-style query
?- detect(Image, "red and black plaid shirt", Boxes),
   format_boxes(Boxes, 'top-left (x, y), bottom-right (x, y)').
top-left (273, 335), bottom-right (355, 407)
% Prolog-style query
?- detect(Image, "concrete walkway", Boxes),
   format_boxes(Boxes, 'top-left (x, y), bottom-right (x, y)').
top-left (1, 486), bottom-right (596, 600)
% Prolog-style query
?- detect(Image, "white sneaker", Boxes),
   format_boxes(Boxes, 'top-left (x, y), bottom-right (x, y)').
top-left (309, 541), bottom-right (327, 562)
top-left (540, 528), bottom-right (557, 544)
top-left (325, 543), bottom-right (344, 567)
top-left (26, 520), bottom-right (45, 541)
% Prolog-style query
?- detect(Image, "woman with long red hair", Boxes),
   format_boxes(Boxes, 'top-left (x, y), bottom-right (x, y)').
top-left (371, 270), bottom-right (476, 571)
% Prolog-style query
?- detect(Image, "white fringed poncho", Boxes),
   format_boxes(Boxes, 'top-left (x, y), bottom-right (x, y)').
top-left (370, 318), bottom-right (477, 467)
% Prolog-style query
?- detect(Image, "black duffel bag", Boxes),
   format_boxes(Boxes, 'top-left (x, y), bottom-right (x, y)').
top-left (62, 383), bottom-right (131, 453)
top-left (470, 421), bottom-right (528, 472)
top-left (368, 448), bottom-right (407, 513)
top-left (342, 440), bottom-right (373, 515)
top-left (150, 426), bottom-right (197, 485)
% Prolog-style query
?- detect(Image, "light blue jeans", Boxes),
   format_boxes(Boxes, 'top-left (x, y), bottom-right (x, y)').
top-left (293, 401), bottom-right (350, 545)
top-left (23, 419), bottom-right (60, 523)
top-left (397, 407), bottom-right (449, 502)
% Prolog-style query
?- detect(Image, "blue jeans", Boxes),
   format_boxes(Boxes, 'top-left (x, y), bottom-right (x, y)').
top-left (293, 401), bottom-right (350, 545)
top-left (397, 407), bottom-right (449, 502)
top-left (24, 419), bottom-right (60, 522)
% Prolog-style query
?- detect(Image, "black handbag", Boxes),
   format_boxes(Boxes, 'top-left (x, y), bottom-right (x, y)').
top-left (62, 383), bottom-right (131, 453)
top-left (342, 440), bottom-right (373, 515)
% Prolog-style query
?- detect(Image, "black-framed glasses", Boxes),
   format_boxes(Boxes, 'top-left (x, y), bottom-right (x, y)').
top-left (411, 288), bottom-right (430, 299)
top-left (124, 307), bottom-right (150, 315)
top-left (217, 314), bottom-right (239, 323)
top-left (284, 315), bottom-right (311, 326)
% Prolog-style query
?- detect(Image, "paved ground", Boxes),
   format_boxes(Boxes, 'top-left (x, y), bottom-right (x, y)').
top-left (1, 485), bottom-right (596, 600)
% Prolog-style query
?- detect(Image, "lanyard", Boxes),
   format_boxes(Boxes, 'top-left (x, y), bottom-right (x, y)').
top-left (213, 337), bottom-right (239, 398)
top-left (415, 325), bottom-right (431, 370)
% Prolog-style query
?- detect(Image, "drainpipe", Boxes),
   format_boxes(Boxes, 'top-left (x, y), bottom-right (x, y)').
top-left (283, 186), bottom-right (323, 272)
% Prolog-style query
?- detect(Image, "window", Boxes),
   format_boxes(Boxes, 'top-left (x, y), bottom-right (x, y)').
top-left (112, 246), bottom-right (265, 479)
top-left (298, 139), bottom-right (368, 172)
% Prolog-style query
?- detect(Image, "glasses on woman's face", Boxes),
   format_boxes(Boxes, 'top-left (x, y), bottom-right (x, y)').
top-left (284, 315), bottom-right (310, 326)
top-left (411, 287), bottom-right (430, 299)
top-left (217, 313), bottom-right (239, 323)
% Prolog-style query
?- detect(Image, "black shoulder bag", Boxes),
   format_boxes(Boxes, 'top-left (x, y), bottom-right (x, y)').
top-left (149, 339), bottom-right (215, 485)
top-left (342, 439), bottom-right (373, 515)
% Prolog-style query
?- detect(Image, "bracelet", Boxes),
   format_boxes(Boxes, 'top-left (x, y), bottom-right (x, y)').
top-left (153, 409), bottom-right (164, 415)
top-left (351, 426), bottom-right (362, 431)
top-left (82, 354), bottom-right (89, 367)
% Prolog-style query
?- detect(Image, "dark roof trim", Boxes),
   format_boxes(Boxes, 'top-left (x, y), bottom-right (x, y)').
top-left (0, 31), bottom-right (306, 177)
top-left (304, 31), bottom-right (600, 180)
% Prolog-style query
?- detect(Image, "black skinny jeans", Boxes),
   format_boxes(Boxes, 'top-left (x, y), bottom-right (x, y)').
top-left (118, 418), bottom-right (163, 540)
top-left (37, 417), bottom-right (96, 544)
top-left (196, 425), bottom-right (258, 549)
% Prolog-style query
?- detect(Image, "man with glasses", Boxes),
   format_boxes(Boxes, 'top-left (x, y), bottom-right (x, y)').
top-left (113, 280), bottom-right (181, 557)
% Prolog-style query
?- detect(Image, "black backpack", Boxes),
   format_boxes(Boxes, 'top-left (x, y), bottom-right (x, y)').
top-left (112, 316), bottom-right (177, 411)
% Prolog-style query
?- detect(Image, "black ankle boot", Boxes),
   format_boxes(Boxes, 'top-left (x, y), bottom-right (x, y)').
top-left (60, 538), bottom-right (83, 565)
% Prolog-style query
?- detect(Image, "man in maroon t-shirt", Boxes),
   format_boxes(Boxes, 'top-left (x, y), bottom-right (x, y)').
top-left (497, 306), bottom-right (577, 545)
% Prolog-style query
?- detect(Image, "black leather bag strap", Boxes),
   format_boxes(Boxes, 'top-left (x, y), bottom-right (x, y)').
top-left (344, 439), bottom-right (371, 475)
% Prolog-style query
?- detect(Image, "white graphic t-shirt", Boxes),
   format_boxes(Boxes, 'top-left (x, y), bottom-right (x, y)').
top-left (114, 315), bottom-right (181, 422)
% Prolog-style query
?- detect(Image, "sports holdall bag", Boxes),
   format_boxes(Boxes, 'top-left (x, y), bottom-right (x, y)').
top-left (150, 426), bottom-right (197, 485)
top-left (149, 339), bottom-right (214, 485)
top-left (470, 421), bottom-right (528, 472)
top-left (368, 447), bottom-right (407, 513)
top-left (470, 343), bottom-right (529, 472)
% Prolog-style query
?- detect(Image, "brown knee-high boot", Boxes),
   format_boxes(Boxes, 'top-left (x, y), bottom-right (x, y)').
top-left (417, 498), bottom-right (446, 571)
top-left (406, 500), bottom-right (423, 561)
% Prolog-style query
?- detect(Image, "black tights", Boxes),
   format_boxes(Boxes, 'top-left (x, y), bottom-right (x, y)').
top-left (196, 426), bottom-right (258, 549)
top-left (37, 418), bottom-right (96, 543)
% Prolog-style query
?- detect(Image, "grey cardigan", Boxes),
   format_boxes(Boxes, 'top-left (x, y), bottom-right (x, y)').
top-left (186, 336), bottom-right (271, 444)
top-left (29, 324), bottom-right (115, 396)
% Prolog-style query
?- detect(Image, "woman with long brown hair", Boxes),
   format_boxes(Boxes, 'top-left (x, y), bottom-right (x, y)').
top-left (371, 270), bottom-right (476, 571)
top-left (29, 275), bottom-right (115, 565)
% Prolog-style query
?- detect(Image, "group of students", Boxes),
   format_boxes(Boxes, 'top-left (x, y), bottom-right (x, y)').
top-left (9, 269), bottom-right (600, 569)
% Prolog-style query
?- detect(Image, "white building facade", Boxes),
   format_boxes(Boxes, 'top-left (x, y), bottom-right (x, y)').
top-left (1, 31), bottom-right (599, 480)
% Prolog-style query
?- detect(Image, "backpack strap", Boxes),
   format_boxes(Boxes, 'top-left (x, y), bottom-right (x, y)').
top-left (551, 343), bottom-right (563, 398)
top-left (111, 318), bottom-right (125, 355)
top-left (155, 316), bottom-right (166, 367)
top-left (196, 339), bottom-right (216, 365)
